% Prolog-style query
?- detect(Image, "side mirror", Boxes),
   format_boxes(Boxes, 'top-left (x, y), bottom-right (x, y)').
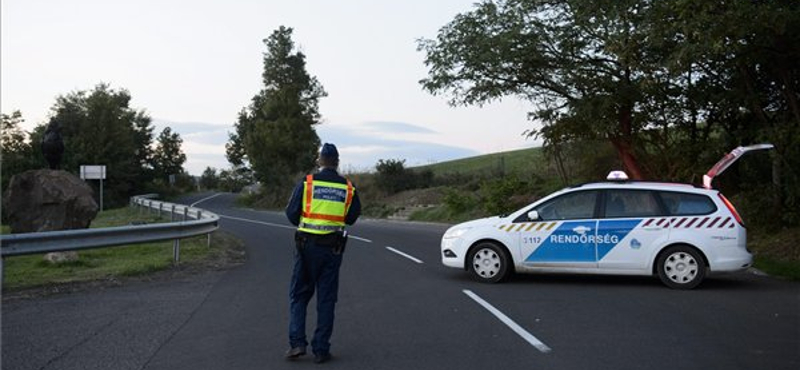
top-left (527, 210), bottom-right (540, 221)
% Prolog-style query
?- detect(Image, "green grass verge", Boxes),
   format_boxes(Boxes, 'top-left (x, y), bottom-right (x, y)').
top-left (2, 207), bottom-right (245, 291)
top-left (753, 256), bottom-right (800, 281)
top-left (749, 227), bottom-right (800, 281)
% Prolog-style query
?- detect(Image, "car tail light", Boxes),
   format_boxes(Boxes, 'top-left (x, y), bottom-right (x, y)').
top-left (719, 193), bottom-right (744, 226)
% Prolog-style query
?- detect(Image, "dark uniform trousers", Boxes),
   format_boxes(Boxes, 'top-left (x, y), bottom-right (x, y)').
top-left (288, 233), bottom-right (343, 355)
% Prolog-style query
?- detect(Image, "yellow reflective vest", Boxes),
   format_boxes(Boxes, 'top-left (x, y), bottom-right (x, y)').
top-left (298, 174), bottom-right (354, 235)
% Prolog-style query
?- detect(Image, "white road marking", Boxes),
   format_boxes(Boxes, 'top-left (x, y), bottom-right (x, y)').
top-left (385, 246), bottom-right (424, 264)
top-left (462, 289), bottom-right (552, 353)
top-left (190, 193), bottom-right (223, 207)
top-left (349, 235), bottom-right (373, 243)
top-left (218, 214), bottom-right (372, 243)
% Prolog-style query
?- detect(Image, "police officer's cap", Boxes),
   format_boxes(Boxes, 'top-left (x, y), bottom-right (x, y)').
top-left (320, 143), bottom-right (339, 160)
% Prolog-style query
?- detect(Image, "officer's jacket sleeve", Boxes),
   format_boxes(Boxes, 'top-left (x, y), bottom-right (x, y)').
top-left (345, 189), bottom-right (361, 226)
top-left (285, 181), bottom-right (304, 226)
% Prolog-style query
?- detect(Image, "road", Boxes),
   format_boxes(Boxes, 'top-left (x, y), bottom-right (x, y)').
top-left (3, 192), bottom-right (799, 370)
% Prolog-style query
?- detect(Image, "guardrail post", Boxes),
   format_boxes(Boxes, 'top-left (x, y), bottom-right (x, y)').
top-left (183, 207), bottom-right (188, 221)
top-left (207, 233), bottom-right (212, 248)
top-left (171, 205), bottom-right (176, 222)
top-left (173, 238), bottom-right (180, 266)
top-left (158, 202), bottom-right (162, 218)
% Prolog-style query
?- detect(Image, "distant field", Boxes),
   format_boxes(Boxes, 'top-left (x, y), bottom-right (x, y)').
top-left (414, 146), bottom-right (546, 176)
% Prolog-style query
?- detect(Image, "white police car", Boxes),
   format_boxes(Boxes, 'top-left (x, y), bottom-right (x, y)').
top-left (441, 144), bottom-right (773, 289)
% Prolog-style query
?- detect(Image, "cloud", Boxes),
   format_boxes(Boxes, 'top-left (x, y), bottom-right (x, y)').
top-left (149, 118), bottom-right (479, 175)
top-left (317, 121), bottom-right (478, 171)
top-left (360, 121), bottom-right (438, 134)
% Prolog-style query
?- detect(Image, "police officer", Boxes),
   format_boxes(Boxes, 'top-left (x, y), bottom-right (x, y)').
top-left (284, 143), bottom-right (361, 364)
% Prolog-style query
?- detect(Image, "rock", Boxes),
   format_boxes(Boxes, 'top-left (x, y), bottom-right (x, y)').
top-left (3, 169), bottom-right (98, 263)
top-left (43, 251), bottom-right (80, 263)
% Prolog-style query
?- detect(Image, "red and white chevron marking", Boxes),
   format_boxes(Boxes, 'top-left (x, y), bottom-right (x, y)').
top-left (643, 217), bottom-right (734, 229)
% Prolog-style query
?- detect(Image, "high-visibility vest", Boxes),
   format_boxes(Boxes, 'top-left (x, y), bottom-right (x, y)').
top-left (298, 174), bottom-right (354, 235)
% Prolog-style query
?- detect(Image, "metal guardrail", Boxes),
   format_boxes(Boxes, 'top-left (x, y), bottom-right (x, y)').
top-left (0, 195), bottom-right (219, 259)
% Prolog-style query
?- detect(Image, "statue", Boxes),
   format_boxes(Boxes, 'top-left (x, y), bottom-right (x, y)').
top-left (2, 119), bottom-right (97, 263)
top-left (41, 120), bottom-right (64, 170)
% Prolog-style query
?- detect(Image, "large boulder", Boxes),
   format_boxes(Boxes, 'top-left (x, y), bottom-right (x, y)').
top-left (3, 169), bottom-right (98, 234)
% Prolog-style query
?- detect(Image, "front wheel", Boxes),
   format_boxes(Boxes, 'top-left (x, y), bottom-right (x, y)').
top-left (656, 245), bottom-right (706, 289)
top-left (467, 242), bottom-right (511, 283)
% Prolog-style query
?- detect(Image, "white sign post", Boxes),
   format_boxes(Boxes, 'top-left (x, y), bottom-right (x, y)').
top-left (80, 165), bottom-right (107, 211)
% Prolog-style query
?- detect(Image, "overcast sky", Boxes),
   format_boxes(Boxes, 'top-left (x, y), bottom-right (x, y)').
top-left (2, 0), bottom-right (540, 175)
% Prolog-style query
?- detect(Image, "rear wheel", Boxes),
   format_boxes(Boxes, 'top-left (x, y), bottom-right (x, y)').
top-left (467, 242), bottom-right (511, 283)
top-left (656, 245), bottom-right (706, 289)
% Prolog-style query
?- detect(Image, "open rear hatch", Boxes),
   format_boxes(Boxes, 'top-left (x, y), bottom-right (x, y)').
top-left (703, 144), bottom-right (774, 189)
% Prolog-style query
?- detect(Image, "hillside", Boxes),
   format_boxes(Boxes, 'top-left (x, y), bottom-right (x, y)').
top-left (413, 146), bottom-right (546, 177)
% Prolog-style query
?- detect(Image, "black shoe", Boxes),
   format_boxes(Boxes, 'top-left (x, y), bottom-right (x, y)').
top-left (285, 347), bottom-right (306, 359)
top-left (313, 353), bottom-right (332, 364)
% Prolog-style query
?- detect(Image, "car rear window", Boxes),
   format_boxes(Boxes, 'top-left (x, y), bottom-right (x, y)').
top-left (658, 191), bottom-right (717, 215)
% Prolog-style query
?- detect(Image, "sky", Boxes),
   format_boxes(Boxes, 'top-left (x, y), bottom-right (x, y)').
top-left (1, 0), bottom-right (541, 175)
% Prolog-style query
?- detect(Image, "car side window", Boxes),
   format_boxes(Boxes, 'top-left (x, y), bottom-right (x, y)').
top-left (533, 190), bottom-right (598, 221)
top-left (658, 191), bottom-right (717, 215)
top-left (604, 190), bottom-right (662, 218)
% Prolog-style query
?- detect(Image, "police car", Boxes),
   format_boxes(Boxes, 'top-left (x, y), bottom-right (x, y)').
top-left (441, 144), bottom-right (772, 289)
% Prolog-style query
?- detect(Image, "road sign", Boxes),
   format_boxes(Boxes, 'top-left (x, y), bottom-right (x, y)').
top-left (80, 165), bottom-right (106, 180)
top-left (80, 165), bottom-right (106, 211)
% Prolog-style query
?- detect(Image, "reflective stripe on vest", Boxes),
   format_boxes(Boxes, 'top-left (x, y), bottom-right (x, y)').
top-left (298, 175), bottom-right (354, 235)
top-left (298, 222), bottom-right (345, 232)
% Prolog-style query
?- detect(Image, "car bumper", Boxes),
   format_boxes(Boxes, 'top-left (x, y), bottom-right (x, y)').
top-left (441, 237), bottom-right (466, 269)
top-left (710, 249), bottom-right (754, 272)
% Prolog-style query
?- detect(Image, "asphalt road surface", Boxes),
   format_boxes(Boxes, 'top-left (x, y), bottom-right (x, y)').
top-left (3, 192), bottom-right (799, 370)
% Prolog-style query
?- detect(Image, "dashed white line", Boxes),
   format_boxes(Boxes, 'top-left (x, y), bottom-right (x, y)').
top-left (462, 289), bottom-right (552, 353)
top-left (190, 193), bottom-right (223, 207)
top-left (349, 235), bottom-right (373, 243)
top-left (385, 246), bottom-right (424, 264)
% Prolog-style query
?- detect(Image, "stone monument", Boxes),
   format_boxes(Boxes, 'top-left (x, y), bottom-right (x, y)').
top-left (2, 120), bottom-right (98, 262)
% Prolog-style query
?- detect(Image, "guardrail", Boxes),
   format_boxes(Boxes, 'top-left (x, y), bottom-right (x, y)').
top-left (0, 194), bottom-right (219, 263)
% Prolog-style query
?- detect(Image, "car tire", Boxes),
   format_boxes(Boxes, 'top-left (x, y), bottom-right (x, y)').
top-left (656, 245), bottom-right (706, 289)
top-left (467, 242), bottom-right (511, 283)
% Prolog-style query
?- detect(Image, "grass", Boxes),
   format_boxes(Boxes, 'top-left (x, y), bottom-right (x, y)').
top-left (2, 206), bottom-right (245, 291)
top-left (415, 147), bottom-right (545, 177)
top-left (749, 227), bottom-right (800, 281)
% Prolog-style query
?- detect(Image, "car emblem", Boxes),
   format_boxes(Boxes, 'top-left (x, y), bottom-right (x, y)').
top-left (572, 226), bottom-right (591, 235)
top-left (630, 238), bottom-right (642, 249)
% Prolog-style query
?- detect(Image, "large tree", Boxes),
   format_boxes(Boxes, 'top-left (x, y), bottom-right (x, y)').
top-left (419, 0), bottom-right (659, 179)
top-left (152, 127), bottom-right (187, 181)
top-left (41, 84), bottom-right (155, 207)
top-left (229, 26), bottom-right (327, 191)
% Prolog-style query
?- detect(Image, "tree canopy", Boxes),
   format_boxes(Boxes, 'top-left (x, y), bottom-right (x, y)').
top-left (418, 0), bottom-right (799, 178)
top-left (36, 84), bottom-right (156, 206)
top-left (152, 127), bottom-right (187, 181)
top-left (228, 26), bottom-right (327, 195)
top-left (419, 0), bottom-right (799, 224)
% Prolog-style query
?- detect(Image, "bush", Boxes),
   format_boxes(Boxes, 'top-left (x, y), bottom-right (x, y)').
top-left (443, 189), bottom-right (478, 216)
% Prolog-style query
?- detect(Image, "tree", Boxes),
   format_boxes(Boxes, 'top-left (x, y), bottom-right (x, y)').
top-left (645, 0), bottom-right (800, 224)
top-left (42, 84), bottom-right (155, 207)
top-left (1, 110), bottom-right (37, 191)
top-left (152, 127), bottom-right (187, 181)
top-left (200, 166), bottom-right (220, 190)
top-left (418, 0), bottom-right (679, 179)
top-left (229, 26), bottom-right (327, 192)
